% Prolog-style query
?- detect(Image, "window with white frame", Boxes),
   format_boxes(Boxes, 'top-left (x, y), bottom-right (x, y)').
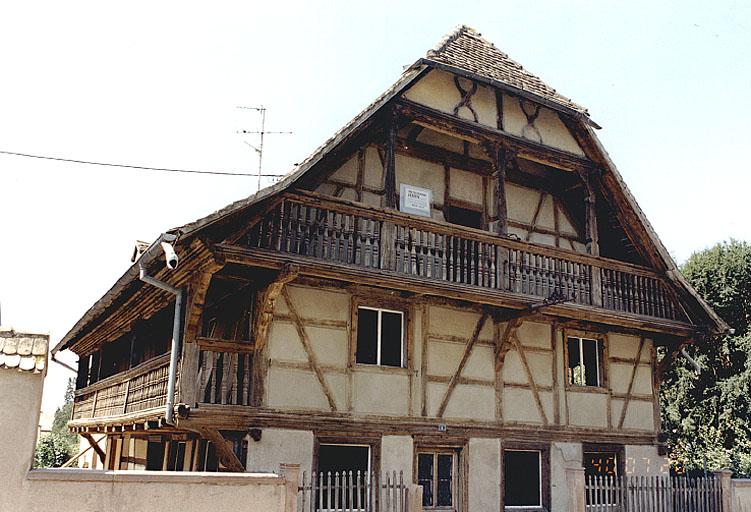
top-left (567, 336), bottom-right (604, 387)
top-left (355, 307), bottom-right (404, 367)
top-left (504, 449), bottom-right (542, 508)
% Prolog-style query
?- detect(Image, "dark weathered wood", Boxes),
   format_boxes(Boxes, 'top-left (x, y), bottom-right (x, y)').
top-left (494, 144), bottom-right (509, 235)
top-left (396, 99), bottom-right (595, 174)
top-left (577, 168), bottom-right (600, 257)
top-left (252, 263), bottom-right (300, 350)
top-left (384, 109), bottom-right (397, 209)
top-left (436, 312), bottom-right (489, 417)
top-left (180, 268), bottom-right (220, 406)
top-left (81, 432), bottom-right (106, 463)
top-left (194, 427), bottom-right (245, 472)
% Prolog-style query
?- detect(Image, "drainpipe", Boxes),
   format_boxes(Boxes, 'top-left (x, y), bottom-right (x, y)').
top-left (138, 233), bottom-right (182, 425)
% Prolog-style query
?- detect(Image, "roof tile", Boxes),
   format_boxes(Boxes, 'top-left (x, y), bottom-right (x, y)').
top-left (3, 338), bottom-right (18, 355)
top-left (32, 338), bottom-right (47, 356)
top-left (17, 337), bottom-right (33, 356)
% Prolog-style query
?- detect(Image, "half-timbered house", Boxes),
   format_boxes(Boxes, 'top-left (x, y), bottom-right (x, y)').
top-left (55, 26), bottom-right (728, 511)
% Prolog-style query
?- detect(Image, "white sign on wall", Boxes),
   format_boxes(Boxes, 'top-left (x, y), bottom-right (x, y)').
top-left (399, 183), bottom-right (432, 217)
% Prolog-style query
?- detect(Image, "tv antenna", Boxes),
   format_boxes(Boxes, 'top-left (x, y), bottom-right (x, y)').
top-left (237, 105), bottom-right (293, 191)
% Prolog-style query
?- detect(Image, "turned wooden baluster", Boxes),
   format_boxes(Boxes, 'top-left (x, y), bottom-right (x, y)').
top-left (363, 219), bottom-right (373, 267)
top-left (448, 236), bottom-right (455, 282)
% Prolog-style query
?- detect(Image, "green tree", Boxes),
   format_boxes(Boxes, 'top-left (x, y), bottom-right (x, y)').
top-left (34, 378), bottom-right (78, 468)
top-left (661, 240), bottom-right (751, 476)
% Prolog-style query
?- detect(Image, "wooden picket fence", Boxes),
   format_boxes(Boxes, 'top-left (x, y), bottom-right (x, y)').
top-left (585, 475), bottom-right (723, 511)
top-left (298, 470), bottom-right (408, 512)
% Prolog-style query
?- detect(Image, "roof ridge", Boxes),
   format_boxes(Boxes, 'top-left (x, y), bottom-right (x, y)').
top-left (427, 24), bottom-right (473, 58)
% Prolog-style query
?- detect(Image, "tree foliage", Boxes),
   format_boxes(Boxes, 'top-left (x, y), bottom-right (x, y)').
top-left (661, 240), bottom-right (751, 476)
top-left (34, 378), bottom-right (78, 468)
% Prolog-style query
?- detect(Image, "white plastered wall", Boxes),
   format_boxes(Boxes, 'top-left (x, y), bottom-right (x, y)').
top-left (381, 435), bottom-right (414, 482)
top-left (551, 442), bottom-right (584, 512)
top-left (246, 428), bottom-right (314, 475)
top-left (468, 438), bottom-right (501, 511)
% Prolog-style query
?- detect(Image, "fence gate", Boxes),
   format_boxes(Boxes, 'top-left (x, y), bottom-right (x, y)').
top-left (298, 471), bottom-right (408, 512)
top-left (585, 475), bottom-right (723, 511)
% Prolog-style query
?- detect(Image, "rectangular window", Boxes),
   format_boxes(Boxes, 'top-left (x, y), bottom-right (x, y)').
top-left (504, 450), bottom-right (542, 508)
top-left (356, 307), bottom-right (404, 367)
top-left (446, 204), bottom-right (483, 230)
top-left (567, 336), bottom-right (603, 387)
top-left (317, 444), bottom-right (371, 510)
top-left (418, 452), bottom-right (456, 509)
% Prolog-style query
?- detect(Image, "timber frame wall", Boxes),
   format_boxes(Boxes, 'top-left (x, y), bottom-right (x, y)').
top-left (65, 60), bottom-right (710, 478)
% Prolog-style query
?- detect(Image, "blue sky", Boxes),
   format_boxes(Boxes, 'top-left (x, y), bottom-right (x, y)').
top-left (1, 0), bottom-right (748, 414)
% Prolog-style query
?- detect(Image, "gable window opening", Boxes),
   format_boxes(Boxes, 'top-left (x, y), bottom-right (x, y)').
top-left (356, 306), bottom-right (404, 368)
top-left (567, 336), bottom-right (603, 387)
top-left (418, 451), bottom-right (457, 510)
top-left (317, 444), bottom-right (372, 511)
top-left (504, 449), bottom-right (543, 509)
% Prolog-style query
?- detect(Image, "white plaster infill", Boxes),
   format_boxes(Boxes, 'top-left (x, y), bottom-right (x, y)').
top-left (26, 468), bottom-right (282, 485)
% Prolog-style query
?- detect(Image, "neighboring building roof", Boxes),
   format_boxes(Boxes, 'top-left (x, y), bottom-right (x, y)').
top-left (0, 328), bottom-right (48, 373)
top-left (423, 25), bottom-right (589, 118)
top-left (54, 25), bottom-right (729, 353)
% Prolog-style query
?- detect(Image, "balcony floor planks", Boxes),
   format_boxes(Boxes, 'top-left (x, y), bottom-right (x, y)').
top-left (215, 243), bottom-right (696, 337)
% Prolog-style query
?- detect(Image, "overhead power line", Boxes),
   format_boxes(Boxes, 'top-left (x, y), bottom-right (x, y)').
top-left (0, 149), bottom-right (288, 178)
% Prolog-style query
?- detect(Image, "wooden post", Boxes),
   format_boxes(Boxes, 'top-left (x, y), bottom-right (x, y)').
top-left (384, 109), bottom-right (398, 209)
top-left (180, 266), bottom-right (222, 406)
top-left (577, 169), bottom-right (600, 257)
top-left (566, 466), bottom-right (586, 512)
top-left (716, 469), bottom-right (733, 512)
top-left (280, 463), bottom-right (301, 512)
top-left (380, 222), bottom-right (396, 272)
top-left (407, 484), bottom-right (424, 512)
top-left (494, 143), bottom-right (509, 236)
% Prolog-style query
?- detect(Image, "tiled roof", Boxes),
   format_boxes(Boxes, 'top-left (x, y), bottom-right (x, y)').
top-left (425, 25), bottom-right (588, 116)
top-left (0, 329), bottom-right (48, 373)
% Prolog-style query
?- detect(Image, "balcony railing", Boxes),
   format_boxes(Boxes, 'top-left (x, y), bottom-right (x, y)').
top-left (196, 338), bottom-right (254, 406)
top-left (72, 354), bottom-right (171, 421)
top-left (246, 191), bottom-right (684, 322)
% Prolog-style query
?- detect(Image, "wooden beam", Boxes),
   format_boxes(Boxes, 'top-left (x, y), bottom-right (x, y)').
top-left (281, 287), bottom-right (338, 411)
top-left (436, 312), bottom-right (489, 417)
top-left (81, 432), bottom-right (105, 464)
top-left (180, 268), bottom-right (221, 406)
top-left (495, 318), bottom-right (522, 372)
top-left (396, 137), bottom-right (491, 175)
top-left (218, 244), bottom-right (699, 337)
top-left (617, 336), bottom-right (646, 429)
top-left (384, 109), bottom-right (397, 208)
top-left (195, 428), bottom-right (245, 472)
top-left (396, 99), bottom-right (595, 174)
top-left (494, 144), bottom-right (509, 235)
top-left (577, 169), bottom-right (600, 257)
top-left (252, 263), bottom-right (300, 351)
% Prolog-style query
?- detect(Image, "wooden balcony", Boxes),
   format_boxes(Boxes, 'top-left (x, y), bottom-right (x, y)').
top-left (229, 191), bottom-right (688, 329)
top-left (72, 354), bottom-right (171, 423)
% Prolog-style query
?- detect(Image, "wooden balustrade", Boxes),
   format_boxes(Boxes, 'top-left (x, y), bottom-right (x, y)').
top-left (197, 339), bottom-right (254, 406)
top-left (247, 192), bottom-right (684, 322)
top-left (72, 354), bottom-right (171, 421)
